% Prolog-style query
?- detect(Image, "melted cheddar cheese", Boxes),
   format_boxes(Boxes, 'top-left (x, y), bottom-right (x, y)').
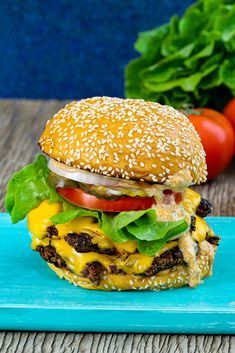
top-left (182, 188), bottom-right (213, 242)
top-left (181, 188), bottom-right (201, 214)
top-left (27, 188), bottom-right (213, 279)
top-left (28, 200), bottom-right (62, 238)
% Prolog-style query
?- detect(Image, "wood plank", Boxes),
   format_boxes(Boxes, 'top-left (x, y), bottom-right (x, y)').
top-left (0, 332), bottom-right (234, 353)
top-left (0, 99), bottom-right (234, 353)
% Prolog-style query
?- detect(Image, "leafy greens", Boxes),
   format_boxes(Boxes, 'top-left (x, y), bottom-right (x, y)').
top-left (4, 155), bottom-right (62, 223)
top-left (125, 0), bottom-right (235, 109)
top-left (4, 155), bottom-right (188, 256)
top-left (51, 206), bottom-right (188, 256)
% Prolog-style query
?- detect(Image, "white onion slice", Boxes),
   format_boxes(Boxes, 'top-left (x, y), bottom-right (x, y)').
top-left (47, 159), bottom-right (186, 195)
top-left (48, 159), bottom-right (138, 187)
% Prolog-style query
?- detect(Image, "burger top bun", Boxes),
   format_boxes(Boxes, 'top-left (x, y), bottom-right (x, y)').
top-left (39, 97), bottom-right (207, 185)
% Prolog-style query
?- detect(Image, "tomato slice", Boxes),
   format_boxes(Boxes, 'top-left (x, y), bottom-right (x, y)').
top-left (57, 187), bottom-right (155, 212)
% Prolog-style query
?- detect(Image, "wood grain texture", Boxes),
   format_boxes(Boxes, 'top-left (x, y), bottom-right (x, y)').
top-left (0, 333), bottom-right (234, 353)
top-left (0, 100), bottom-right (234, 353)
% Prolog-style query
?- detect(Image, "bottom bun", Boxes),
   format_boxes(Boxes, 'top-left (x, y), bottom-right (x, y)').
top-left (48, 244), bottom-right (216, 291)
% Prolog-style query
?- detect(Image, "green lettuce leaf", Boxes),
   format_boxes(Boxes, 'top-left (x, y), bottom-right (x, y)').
top-left (100, 213), bottom-right (129, 243)
top-left (220, 55), bottom-right (235, 89)
top-left (135, 23), bottom-right (169, 59)
top-left (137, 220), bottom-right (188, 256)
top-left (126, 220), bottom-right (188, 241)
top-left (4, 155), bottom-right (61, 223)
top-left (125, 0), bottom-right (235, 108)
top-left (100, 209), bottom-right (157, 243)
top-left (51, 208), bottom-right (101, 225)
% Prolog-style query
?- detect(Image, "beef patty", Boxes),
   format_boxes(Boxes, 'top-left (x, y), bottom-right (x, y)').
top-left (80, 262), bottom-right (105, 286)
top-left (36, 245), bottom-right (67, 269)
top-left (196, 198), bottom-right (212, 218)
top-left (206, 234), bottom-right (220, 246)
top-left (144, 246), bottom-right (185, 276)
top-left (65, 232), bottom-right (116, 255)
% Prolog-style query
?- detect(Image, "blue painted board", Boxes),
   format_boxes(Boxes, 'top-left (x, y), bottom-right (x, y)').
top-left (0, 213), bottom-right (234, 333)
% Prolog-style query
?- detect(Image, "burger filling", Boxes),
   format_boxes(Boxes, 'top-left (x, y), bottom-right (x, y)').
top-left (5, 155), bottom-right (220, 289)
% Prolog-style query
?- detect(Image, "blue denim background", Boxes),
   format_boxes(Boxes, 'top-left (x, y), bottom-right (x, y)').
top-left (0, 0), bottom-right (194, 99)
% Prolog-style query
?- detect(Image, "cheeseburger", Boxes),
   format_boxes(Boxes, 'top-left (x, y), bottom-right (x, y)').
top-left (5, 97), bottom-right (220, 291)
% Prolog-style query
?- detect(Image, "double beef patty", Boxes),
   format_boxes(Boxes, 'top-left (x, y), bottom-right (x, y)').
top-left (35, 211), bottom-right (220, 286)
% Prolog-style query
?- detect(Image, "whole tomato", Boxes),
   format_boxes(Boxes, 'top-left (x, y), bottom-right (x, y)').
top-left (186, 108), bottom-right (235, 180)
top-left (223, 98), bottom-right (235, 134)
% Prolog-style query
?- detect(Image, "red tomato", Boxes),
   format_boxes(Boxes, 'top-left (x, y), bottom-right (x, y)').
top-left (187, 108), bottom-right (235, 180)
top-left (223, 98), bottom-right (235, 134)
top-left (57, 187), bottom-right (155, 212)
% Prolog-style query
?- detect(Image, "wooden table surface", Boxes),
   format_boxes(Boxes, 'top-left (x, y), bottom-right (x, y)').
top-left (0, 100), bottom-right (234, 353)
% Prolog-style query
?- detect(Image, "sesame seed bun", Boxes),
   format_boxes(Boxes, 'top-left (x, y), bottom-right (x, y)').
top-left (39, 97), bottom-right (207, 185)
top-left (48, 244), bottom-right (214, 291)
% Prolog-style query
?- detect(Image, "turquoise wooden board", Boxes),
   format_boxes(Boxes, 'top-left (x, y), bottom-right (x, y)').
top-left (0, 213), bottom-right (234, 333)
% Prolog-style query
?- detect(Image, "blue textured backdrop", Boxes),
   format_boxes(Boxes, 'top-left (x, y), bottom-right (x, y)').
top-left (0, 0), bottom-right (194, 99)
